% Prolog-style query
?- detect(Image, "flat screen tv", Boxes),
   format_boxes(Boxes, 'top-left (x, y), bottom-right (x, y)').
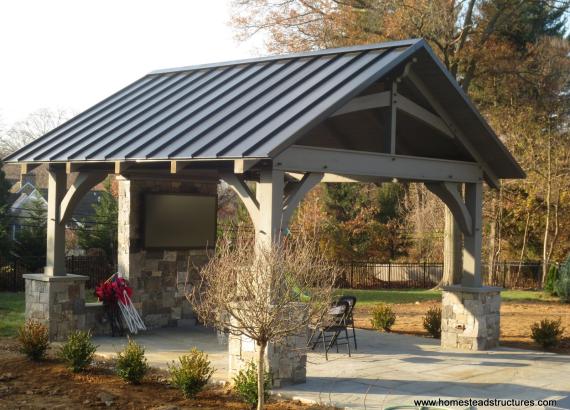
top-left (143, 194), bottom-right (217, 249)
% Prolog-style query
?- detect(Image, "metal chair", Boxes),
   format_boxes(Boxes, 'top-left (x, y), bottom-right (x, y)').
top-left (307, 300), bottom-right (351, 360)
top-left (337, 295), bottom-right (357, 350)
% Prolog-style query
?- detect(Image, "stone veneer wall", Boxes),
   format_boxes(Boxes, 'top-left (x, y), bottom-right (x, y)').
top-left (24, 274), bottom-right (88, 341)
top-left (441, 286), bottom-right (501, 350)
top-left (117, 177), bottom-right (216, 329)
top-left (228, 307), bottom-right (308, 387)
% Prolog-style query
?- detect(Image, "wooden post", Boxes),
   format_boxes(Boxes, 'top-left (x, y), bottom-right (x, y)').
top-left (44, 167), bottom-right (67, 276)
top-left (443, 206), bottom-right (462, 286)
top-left (256, 169), bottom-right (285, 248)
top-left (462, 182), bottom-right (483, 287)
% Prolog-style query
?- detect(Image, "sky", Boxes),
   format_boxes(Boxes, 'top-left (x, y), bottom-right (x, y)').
top-left (0, 0), bottom-right (262, 127)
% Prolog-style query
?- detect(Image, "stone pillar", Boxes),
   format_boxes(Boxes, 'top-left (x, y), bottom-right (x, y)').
top-left (228, 308), bottom-right (308, 387)
top-left (441, 286), bottom-right (501, 350)
top-left (117, 176), bottom-right (215, 329)
top-left (24, 274), bottom-right (88, 341)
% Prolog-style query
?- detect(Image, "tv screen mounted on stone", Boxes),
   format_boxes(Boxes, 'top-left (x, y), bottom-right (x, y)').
top-left (143, 193), bottom-right (217, 249)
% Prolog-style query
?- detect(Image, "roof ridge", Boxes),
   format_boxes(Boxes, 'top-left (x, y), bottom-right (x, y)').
top-left (149, 39), bottom-right (424, 75)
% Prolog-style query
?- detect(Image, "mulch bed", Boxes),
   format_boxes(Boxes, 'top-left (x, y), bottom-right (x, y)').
top-left (0, 339), bottom-right (331, 410)
top-left (354, 300), bottom-right (570, 354)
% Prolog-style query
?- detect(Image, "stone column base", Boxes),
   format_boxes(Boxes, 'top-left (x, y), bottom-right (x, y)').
top-left (24, 274), bottom-right (88, 341)
top-left (441, 285), bottom-right (501, 350)
top-left (228, 329), bottom-right (307, 388)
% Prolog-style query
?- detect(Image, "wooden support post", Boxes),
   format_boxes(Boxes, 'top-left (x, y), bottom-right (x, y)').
top-left (44, 167), bottom-right (67, 276)
top-left (389, 82), bottom-right (397, 154)
top-left (256, 169), bottom-right (284, 247)
top-left (462, 182), bottom-right (483, 287)
top-left (444, 206), bottom-right (462, 286)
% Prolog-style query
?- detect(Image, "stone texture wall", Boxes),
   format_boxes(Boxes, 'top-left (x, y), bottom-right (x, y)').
top-left (117, 177), bottom-right (216, 329)
top-left (24, 274), bottom-right (88, 341)
top-left (441, 286), bottom-right (501, 350)
top-left (228, 309), bottom-right (308, 387)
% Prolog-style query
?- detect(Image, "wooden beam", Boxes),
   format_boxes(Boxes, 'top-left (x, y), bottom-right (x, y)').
top-left (274, 145), bottom-right (484, 184)
top-left (45, 168), bottom-right (67, 276)
top-left (462, 182), bottom-right (483, 287)
top-left (59, 172), bottom-right (108, 224)
top-left (425, 182), bottom-right (472, 236)
top-left (65, 162), bottom-right (83, 174)
top-left (234, 159), bottom-right (258, 174)
top-left (389, 82), bottom-right (397, 154)
top-left (220, 173), bottom-right (260, 231)
top-left (282, 173), bottom-right (323, 227)
top-left (331, 92), bottom-right (390, 117)
top-left (397, 95), bottom-right (454, 138)
top-left (407, 70), bottom-right (499, 188)
top-left (20, 163), bottom-right (40, 175)
top-left (114, 161), bottom-right (133, 174)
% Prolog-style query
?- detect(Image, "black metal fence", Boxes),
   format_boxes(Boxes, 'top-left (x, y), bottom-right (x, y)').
top-left (0, 256), bottom-right (548, 292)
top-left (336, 261), bottom-right (546, 290)
top-left (0, 255), bottom-right (114, 292)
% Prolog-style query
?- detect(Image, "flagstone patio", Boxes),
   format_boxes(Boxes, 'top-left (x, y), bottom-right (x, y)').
top-left (94, 327), bottom-right (570, 409)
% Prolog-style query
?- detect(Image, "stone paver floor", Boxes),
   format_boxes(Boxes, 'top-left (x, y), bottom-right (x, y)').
top-left (95, 327), bottom-right (570, 409)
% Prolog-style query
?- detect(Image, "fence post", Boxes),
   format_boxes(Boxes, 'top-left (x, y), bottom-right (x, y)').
top-left (388, 262), bottom-right (391, 289)
top-left (350, 262), bottom-right (354, 288)
top-left (423, 261), bottom-right (427, 288)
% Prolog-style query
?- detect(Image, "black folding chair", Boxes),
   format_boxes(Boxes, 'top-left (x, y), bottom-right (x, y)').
top-left (338, 295), bottom-right (357, 350)
top-left (307, 300), bottom-right (351, 360)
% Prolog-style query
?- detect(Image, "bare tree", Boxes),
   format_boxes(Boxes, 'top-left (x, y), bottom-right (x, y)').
top-left (188, 233), bottom-right (338, 409)
top-left (0, 108), bottom-right (71, 156)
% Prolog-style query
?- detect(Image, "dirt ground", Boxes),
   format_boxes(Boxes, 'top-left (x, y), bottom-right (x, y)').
top-left (354, 300), bottom-right (570, 353)
top-left (0, 340), bottom-right (330, 410)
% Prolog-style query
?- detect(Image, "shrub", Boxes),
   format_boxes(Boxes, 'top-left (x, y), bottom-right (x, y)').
top-left (544, 264), bottom-right (560, 295)
top-left (18, 320), bottom-right (50, 361)
top-left (168, 348), bottom-right (214, 398)
top-left (423, 306), bottom-right (442, 339)
top-left (370, 303), bottom-right (396, 332)
top-left (59, 330), bottom-right (97, 372)
top-left (554, 256), bottom-right (570, 303)
top-left (531, 318), bottom-right (564, 349)
top-left (116, 338), bottom-right (149, 384)
top-left (232, 361), bottom-right (271, 407)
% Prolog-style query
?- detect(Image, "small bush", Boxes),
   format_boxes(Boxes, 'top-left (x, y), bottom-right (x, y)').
top-left (116, 338), bottom-right (149, 384)
top-left (168, 348), bottom-right (214, 398)
top-left (423, 306), bottom-right (442, 339)
top-left (59, 330), bottom-right (97, 372)
top-left (370, 303), bottom-right (396, 332)
top-left (531, 318), bottom-right (565, 349)
top-left (18, 320), bottom-right (50, 361)
top-left (232, 361), bottom-right (271, 407)
top-left (544, 264), bottom-right (560, 295)
top-left (554, 256), bottom-right (570, 303)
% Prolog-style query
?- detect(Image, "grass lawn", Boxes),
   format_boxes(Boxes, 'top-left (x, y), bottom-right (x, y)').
top-left (0, 292), bottom-right (25, 337)
top-left (337, 288), bottom-right (558, 305)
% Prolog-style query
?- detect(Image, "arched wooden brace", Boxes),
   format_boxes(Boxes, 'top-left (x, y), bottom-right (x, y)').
top-left (282, 173), bottom-right (323, 228)
top-left (221, 171), bottom-right (323, 242)
top-left (59, 172), bottom-right (108, 224)
top-left (425, 182), bottom-right (472, 236)
top-left (221, 172), bottom-right (260, 232)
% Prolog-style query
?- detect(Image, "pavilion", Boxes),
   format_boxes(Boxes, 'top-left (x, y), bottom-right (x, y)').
top-left (4, 38), bottom-right (524, 386)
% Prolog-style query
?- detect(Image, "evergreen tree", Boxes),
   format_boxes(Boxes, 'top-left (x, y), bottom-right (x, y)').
top-left (0, 162), bottom-right (12, 258)
top-left (13, 197), bottom-right (47, 271)
top-left (76, 178), bottom-right (118, 263)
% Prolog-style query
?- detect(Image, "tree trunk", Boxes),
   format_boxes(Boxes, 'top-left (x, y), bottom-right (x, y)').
top-left (257, 342), bottom-right (266, 410)
top-left (542, 127), bottom-right (552, 285)
top-left (487, 193), bottom-right (497, 285)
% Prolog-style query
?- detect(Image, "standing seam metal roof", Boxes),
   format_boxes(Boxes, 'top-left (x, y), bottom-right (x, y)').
top-left (6, 40), bottom-right (421, 163)
top-left (4, 38), bottom-right (524, 180)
